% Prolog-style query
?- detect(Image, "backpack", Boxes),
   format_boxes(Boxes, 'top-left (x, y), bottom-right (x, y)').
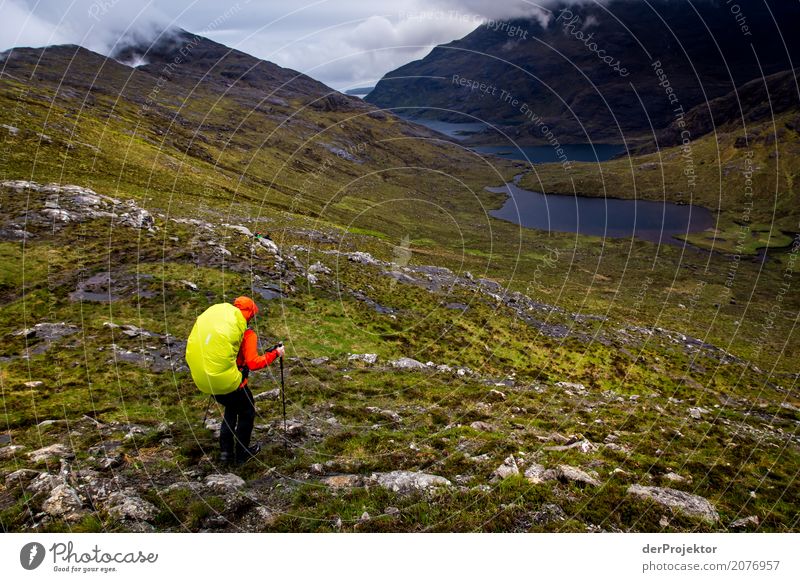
top-left (185, 303), bottom-right (247, 395)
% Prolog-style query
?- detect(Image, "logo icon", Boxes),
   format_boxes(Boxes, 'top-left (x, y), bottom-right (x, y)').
top-left (20, 542), bottom-right (46, 570)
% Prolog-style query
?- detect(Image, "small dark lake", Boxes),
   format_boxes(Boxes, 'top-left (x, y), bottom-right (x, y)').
top-left (488, 181), bottom-right (715, 244)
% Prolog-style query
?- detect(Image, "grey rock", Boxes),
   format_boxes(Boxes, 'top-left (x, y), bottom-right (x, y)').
top-left (555, 381), bottom-right (587, 392)
top-left (688, 407), bottom-right (710, 420)
top-left (555, 465), bottom-right (601, 487)
top-left (531, 503), bottom-right (567, 525)
top-left (254, 388), bottom-right (281, 401)
top-left (223, 224), bottom-right (254, 237)
top-left (524, 463), bottom-right (550, 484)
top-left (205, 473), bottom-right (246, 493)
top-left (370, 470), bottom-right (451, 494)
top-left (14, 322), bottom-right (79, 341)
top-left (28, 443), bottom-right (73, 463)
top-left (627, 485), bottom-right (719, 523)
top-left (493, 455), bottom-right (520, 480)
top-left (27, 473), bottom-right (66, 496)
top-left (389, 357), bottom-right (426, 370)
top-left (730, 515), bottom-right (759, 530)
top-left (384, 506), bottom-right (400, 516)
top-left (258, 237), bottom-right (280, 255)
top-left (310, 357), bottom-right (330, 366)
top-left (181, 280), bottom-right (199, 291)
top-left (470, 421), bottom-right (493, 432)
top-left (348, 353), bottom-right (378, 365)
top-left (308, 262), bottom-right (332, 275)
top-left (107, 491), bottom-right (158, 522)
top-left (286, 422), bottom-right (306, 438)
top-left (42, 484), bottom-right (84, 521)
top-left (663, 472), bottom-right (686, 483)
top-left (118, 204), bottom-right (154, 230)
top-left (488, 389), bottom-right (507, 401)
top-left (346, 251), bottom-right (380, 265)
top-left (24, 381), bottom-right (44, 389)
top-left (359, 511), bottom-right (371, 523)
top-left (5, 469), bottom-right (40, 488)
top-left (0, 445), bottom-right (25, 460)
top-left (310, 463), bottom-right (325, 475)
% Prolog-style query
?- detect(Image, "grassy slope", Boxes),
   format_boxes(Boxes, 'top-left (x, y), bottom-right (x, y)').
top-left (0, 43), bottom-right (797, 532)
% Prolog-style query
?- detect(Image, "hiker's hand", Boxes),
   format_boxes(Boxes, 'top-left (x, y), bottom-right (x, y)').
top-left (274, 345), bottom-right (285, 358)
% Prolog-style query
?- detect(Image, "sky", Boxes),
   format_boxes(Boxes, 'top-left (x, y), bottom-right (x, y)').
top-left (0, 0), bottom-right (568, 90)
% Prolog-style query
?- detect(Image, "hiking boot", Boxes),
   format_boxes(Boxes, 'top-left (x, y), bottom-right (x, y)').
top-left (236, 443), bottom-right (261, 465)
top-left (219, 450), bottom-right (233, 465)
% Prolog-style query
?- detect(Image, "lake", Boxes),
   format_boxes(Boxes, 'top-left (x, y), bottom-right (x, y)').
top-left (488, 180), bottom-right (715, 244)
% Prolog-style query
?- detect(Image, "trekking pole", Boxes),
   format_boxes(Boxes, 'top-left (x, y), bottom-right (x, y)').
top-left (280, 353), bottom-right (287, 450)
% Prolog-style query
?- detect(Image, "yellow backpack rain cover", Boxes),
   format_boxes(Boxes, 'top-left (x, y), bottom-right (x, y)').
top-left (185, 303), bottom-right (247, 395)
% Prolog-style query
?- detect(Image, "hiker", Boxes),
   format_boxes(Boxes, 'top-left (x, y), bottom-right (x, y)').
top-left (185, 296), bottom-right (284, 464)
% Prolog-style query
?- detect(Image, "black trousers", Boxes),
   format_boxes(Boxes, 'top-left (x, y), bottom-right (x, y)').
top-left (214, 385), bottom-right (256, 457)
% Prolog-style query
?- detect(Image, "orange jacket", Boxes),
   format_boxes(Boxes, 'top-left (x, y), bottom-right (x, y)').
top-left (237, 329), bottom-right (278, 373)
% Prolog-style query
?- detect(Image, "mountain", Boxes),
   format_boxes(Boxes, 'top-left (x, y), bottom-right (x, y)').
top-left (366, 0), bottom-right (800, 144)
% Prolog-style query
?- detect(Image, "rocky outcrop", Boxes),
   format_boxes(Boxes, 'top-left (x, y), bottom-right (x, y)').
top-left (627, 485), bottom-right (719, 523)
top-left (205, 473), bottom-right (246, 493)
top-left (42, 484), bottom-right (85, 522)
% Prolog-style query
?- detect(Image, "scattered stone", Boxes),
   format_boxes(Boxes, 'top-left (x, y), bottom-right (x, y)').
top-left (531, 503), bottom-right (567, 525)
top-left (470, 421), bottom-right (493, 432)
top-left (366, 407), bottom-right (401, 423)
top-left (555, 465), bottom-right (601, 487)
top-left (487, 389), bottom-right (506, 401)
top-left (310, 357), bottom-right (330, 366)
top-left (107, 491), bottom-right (158, 522)
top-left (256, 506), bottom-right (277, 525)
top-left (181, 280), bottom-right (199, 291)
top-left (346, 251), bottom-right (379, 265)
top-left (389, 357), bottom-right (426, 370)
top-left (544, 439), bottom-right (598, 453)
top-left (308, 262), bottom-right (331, 275)
top-left (42, 484), bottom-right (84, 521)
top-left (13, 322), bottom-right (79, 341)
top-left (257, 237), bottom-right (280, 254)
top-left (205, 473), bottom-right (246, 493)
top-left (5, 469), bottom-right (40, 488)
top-left (322, 474), bottom-right (364, 489)
top-left (493, 455), bottom-right (520, 480)
top-left (435, 364), bottom-right (452, 373)
top-left (359, 511), bottom-right (371, 523)
top-left (28, 444), bottom-right (73, 463)
top-left (348, 353), bottom-right (378, 365)
top-left (0, 445), bottom-right (25, 460)
top-left (688, 407), bottom-right (710, 420)
top-left (370, 471), bottom-right (451, 494)
top-left (555, 381), bottom-right (587, 392)
top-left (384, 506), bottom-right (400, 517)
top-left (223, 224), bottom-right (253, 237)
top-left (524, 463), bottom-right (549, 484)
top-left (659, 515), bottom-right (671, 528)
top-left (254, 388), bottom-right (280, 401)
top-left (23, 381), bottom-right (44, 389)
top-left (730, 515), bottom-right (759, 530)
top-left (310, 463), bottom-right (325, 475)
top-left (286, 422), bottom-right (306, 438)
top-left (627, 485), bottom-right (719, 523)
top-left (663, 472), bottom-right (686, 483)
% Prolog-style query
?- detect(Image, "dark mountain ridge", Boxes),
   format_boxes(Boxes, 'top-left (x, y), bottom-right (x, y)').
top-left (366, 0), bottom-right (800, 144)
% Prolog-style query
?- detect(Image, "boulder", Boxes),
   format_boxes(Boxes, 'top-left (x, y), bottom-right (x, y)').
top-left (627, 485), bottom-right (719, 523)
top-left (42, 484), bottom-right (84, 521)
top-left (106, 491), bottom-right (158, 522)
top-left (389, 357), bottom-right (426, 370)
top-left (205, 473), bottom-right (246, 493)
top-left (254, 388), bottom-right (280, 401)
top-left (28, 443), bottom-right (73, 463)
top-left (27, 473), bottom-right (66, 496)
top-left (310, 357), bottom-right (330, 366)
top-left (5, 469), bottom-right (40, 488)
top-left (370, 470), bottom-right (451, 494)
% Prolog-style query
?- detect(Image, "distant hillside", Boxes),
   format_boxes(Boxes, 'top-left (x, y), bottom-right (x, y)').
top-left (366, 0), bottom-right (800, 144)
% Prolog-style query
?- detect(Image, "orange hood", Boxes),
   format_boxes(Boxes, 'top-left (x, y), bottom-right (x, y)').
top-left (233, 296), bottom-right (259, 321)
